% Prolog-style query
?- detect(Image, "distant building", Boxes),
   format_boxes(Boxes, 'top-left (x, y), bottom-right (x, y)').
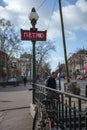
top-left (68, 50), bottom-right (87, 75)
top-left (10, 57), bottom-right (19, 77)
top-left (19, 54), bottom-right (32, 78)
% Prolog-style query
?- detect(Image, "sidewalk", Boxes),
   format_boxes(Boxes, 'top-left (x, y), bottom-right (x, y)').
top-left (0, 83), bottom-right (33, 130)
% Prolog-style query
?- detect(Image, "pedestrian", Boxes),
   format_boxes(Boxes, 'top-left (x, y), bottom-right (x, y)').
top-left (46, 72), bottom-right (59, 99)
top-left (46, 71), bottom-right (57, 89)
top-left (23, 77), bottom-right (27, 87)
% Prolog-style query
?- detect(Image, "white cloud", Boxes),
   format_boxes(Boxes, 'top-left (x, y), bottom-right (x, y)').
top-left (1, 0), bottom-right (87, 40)
top-left (76, 0), bottom-right (87, 12)
top-left (0, 0), bottom-right (87, 70)
top-left (0, 0), bottom-right (87, 38)
top-left (45, 0), bottom-right (87, 40)
top-left (62, 0), bottom-right (87, 31)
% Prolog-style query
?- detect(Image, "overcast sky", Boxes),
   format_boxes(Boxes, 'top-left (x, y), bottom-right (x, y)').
top-left (0, 0), bottom-right (87, 71)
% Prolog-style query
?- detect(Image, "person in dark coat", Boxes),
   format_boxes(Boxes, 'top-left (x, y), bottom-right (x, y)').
top-left (46, 72), bottom-right (57, 89)
top-left (23, 77), bottom-right (27, 87)
top-left (46, 71), bottom-right (59, 99)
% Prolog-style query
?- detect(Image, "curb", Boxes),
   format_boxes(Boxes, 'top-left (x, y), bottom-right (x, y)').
top-left (0, 106), bottom-right (30, 112)
top-left (0, 112), bottom-right (5, 122)
top-left (30, 103), bottom-right (36, 118)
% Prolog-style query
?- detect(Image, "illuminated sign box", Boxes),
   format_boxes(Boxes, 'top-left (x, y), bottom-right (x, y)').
top-left (21, 29), bottom-right (47, 41)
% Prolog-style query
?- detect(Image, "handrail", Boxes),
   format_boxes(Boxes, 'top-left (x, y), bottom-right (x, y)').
top-left (34, 83), bottom-right (87, 100)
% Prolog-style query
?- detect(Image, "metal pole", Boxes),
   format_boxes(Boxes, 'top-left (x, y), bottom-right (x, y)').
top-left (85, 85), bottom-right (87, 97)
top-left (59, 62), bottom-right (61, 90)
top-left (58, 0), bottom-right (70, 82)
top-left (31, 26), bottom-right (37, 104)
top-left (32, 40), bottom-right (36, 103)
top-left (30, 7), bottom-right (38, 104)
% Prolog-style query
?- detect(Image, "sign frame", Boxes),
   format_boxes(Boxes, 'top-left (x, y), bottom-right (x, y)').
top-left (21, 29), bottom-right (47, 41)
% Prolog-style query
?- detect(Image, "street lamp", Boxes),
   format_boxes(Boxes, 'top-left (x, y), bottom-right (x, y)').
top-left (29, 7), bottom-right (39, 103)
top-left (29, 8), bottom-right (39, 29)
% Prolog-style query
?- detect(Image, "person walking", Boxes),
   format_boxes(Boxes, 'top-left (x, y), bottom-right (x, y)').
top-left (46, 72), bottom-right (57, 89)
top-left (46, 71), bottom-right (59, 99)
top-left (23, 77), bottom-right (27, 87)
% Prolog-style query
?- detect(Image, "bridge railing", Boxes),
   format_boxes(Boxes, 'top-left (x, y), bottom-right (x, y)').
top-left (34, 83), bottom-right (87, 130)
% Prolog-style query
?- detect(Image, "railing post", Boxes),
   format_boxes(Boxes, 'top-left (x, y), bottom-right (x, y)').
top-left (78, 99), bottom-right (81, 130)
top-left (69, 96), bottom-right (71, 130)
top-left (73, 103), bottom-right (76, 130)
top-left (61, 94), bottom-right (64, 121)
top-left (65, 100), bottom-right (68, 127)
top-left (85, 108), bottom-right (87, 130)
top-left (85, 85), bottom-right (87, 97)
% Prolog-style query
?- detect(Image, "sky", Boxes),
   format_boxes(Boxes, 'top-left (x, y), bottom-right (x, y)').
top-left (0, 0), bottom-right (87, 71)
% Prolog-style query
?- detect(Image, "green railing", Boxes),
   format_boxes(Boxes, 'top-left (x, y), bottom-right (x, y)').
top-left (34, 83), bottom-right (87, 130)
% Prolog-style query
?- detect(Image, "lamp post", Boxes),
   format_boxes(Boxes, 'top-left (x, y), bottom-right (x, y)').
top-left (29, 8), bottom-right (39, 103)
top-left (58, 0), bottom-right (70, 82)
top-left (21, 7), bottom-right (46, 103)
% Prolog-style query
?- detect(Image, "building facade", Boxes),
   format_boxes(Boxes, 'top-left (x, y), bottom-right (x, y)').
top-left (68, 51), bottom-right (87, 75)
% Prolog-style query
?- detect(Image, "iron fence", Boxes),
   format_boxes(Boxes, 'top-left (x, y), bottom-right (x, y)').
top-left (34, 83), bottom-right (87, 130)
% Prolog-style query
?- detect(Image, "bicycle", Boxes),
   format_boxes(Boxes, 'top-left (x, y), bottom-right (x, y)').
top-left (32, 92), bottom-right (60, 130)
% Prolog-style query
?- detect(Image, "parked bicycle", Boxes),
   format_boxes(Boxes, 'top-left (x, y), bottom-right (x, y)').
top-left (32, 84), bottom-right (87, 130)
top-left (32, 92), bottom-right (62, 130)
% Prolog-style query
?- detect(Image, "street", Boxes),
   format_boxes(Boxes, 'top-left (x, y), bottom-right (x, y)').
top-left (77, 80), bottom-right (87, 96)
top-left (57, 79), bottom-right (87, 96)
top-left (0, 83), bottom-right (33, 130)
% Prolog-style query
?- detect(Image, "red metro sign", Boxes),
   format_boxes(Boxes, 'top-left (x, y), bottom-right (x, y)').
top-left (21, 29), bottom-right (47, 41)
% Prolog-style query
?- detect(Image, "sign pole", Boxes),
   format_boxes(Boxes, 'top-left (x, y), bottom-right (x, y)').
top-left (32, 40), bottom-right (36, 103)
top-left (21, 28), bottom-right (47, 103)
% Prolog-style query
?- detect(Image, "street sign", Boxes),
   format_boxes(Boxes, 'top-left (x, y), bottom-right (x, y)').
top-left (21, 29), bottom-right (47, 41)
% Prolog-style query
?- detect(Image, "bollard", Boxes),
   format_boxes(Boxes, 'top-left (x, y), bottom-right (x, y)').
top-left (85, 85), bottom-right (87, 97)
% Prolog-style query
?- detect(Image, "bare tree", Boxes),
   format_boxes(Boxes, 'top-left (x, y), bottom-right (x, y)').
top-left (35, 40), bottom-right (55, 79)
top-left (0, 18), bottom-right (22, 57)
